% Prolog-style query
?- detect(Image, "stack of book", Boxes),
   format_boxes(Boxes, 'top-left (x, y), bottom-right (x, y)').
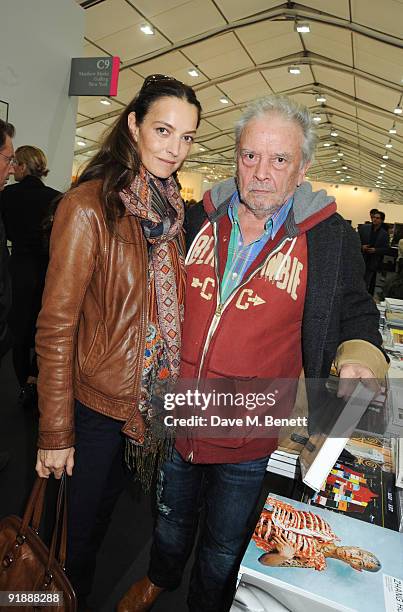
top-left (386, 381), bottom-right (403, 436)
top-left (385, 298), bottom-right (403, 327)
top-left (266, 450), bottom-right (300, 480)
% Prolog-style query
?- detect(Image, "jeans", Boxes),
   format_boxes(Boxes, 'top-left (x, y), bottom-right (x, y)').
top-left (148, 449), bottom-right (268, 612)
top-left (65, 401), bottom-right (127, 600)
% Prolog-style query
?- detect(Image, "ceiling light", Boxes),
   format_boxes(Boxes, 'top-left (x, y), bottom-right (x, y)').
top-left (379, 170), bottom-right (384, 173)
top-left (346, 175), bottom-right (351, 179)
top-left (188, 68), bottom-right (199, 77)
top-left (77, 140), bottom-right (86, 147)
top-left (337, 152), bottom-right (344, 157)
top-left (288, 66), bottom-right (301, 75)
top-left (389, 128), bottom-right (397, 134)
top-left (219, 97), bottom-right (229, 104)
top-left (323, 143), bottom-right (331, 147)
top-left (340, 178), bottom-right (345, 182)
top-left (199, 146), bottom-right (206, 151)
top-left (336, 170), bottom-right (341, 174)
top-left (380, 163), bottom-right (386, 167)
top-left (312, 115), bottom-right (321, 123)
top-left (295, 22), bottom-right (310, 33)
top-left (385, 142), bottom-right (393, 148)
top-left (378, 176), bottom-right (383, 179)
top-left (394, 106), bottom-right (402, 115)
top-left (100, 98), bottom-right (111, 106)
top-left (382, 155), bottom-right (389, 159)
top-left (332, 159), bottom-right (337, 162)
top-left (330, 131), bottom-right (338, 137)
top-left (140, 24), bottom-right (154, 35)
top-left (342, 165), bottom-right (348, 170)
top-left (316, 95), bottom-right (326, 103)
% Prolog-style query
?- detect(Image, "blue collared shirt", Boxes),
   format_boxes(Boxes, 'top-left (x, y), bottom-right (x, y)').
top-left (220, 192), bottom-right (293, 303)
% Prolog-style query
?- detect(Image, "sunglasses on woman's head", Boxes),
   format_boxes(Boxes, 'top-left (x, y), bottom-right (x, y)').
top-left (141, 74), bottom-right (182, 90)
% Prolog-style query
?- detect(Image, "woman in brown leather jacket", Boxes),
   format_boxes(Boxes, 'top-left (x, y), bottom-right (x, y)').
top-left (35, 74), bottom-right (201, 609)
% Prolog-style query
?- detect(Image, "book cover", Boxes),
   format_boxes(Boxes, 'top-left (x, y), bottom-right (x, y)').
top-left (240, 494), bottom-right (403, 612)
top-left (301, 457), bottom-right (398, 531)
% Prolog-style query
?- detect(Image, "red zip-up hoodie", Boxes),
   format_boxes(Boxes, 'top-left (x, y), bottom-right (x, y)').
top-left (175, 179), bottom-right (336, 464)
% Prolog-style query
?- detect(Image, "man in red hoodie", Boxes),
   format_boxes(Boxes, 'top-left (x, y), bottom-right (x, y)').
top-left (119, 96), bottom-right (388, 612)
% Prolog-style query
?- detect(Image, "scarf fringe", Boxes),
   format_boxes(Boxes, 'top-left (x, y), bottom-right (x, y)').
top-left (125, 431), bottom-right (175, 492)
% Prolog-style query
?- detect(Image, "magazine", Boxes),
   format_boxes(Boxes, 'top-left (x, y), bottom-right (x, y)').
top-left (240, 493), bottom-right (403, 612)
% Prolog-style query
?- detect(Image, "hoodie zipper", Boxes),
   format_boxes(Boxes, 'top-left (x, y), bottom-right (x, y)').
top-left (196, 228), bottom-right (294, 383)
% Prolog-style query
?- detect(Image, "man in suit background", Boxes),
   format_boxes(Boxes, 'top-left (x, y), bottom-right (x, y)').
top-left (358, 210), bottom-right (389, 295)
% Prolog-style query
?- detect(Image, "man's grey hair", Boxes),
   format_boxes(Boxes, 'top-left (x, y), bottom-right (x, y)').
top-left (235, 95), bottom-right (317, 165)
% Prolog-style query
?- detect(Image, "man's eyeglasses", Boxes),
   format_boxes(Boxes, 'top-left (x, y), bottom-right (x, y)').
top-left (0, 151), bottom-right (17, 167)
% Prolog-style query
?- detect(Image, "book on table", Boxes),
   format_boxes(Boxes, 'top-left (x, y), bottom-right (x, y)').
top-left (300, 433), bottom-right (399, 531)
top-left (299, 382), bottom-right (375, 492)
top-left (239, 493), bottom-right (403, 612)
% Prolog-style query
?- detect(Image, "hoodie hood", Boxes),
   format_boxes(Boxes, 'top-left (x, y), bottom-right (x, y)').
top-left (204, 178), bottom-right (337, 235)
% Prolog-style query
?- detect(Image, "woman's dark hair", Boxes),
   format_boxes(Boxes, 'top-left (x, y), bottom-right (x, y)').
top-left (76, 75), bottom-right (202, 232)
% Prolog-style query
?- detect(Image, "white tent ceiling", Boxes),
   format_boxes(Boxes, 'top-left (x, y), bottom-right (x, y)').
top-left (74, 0), bottom-right (403, 204)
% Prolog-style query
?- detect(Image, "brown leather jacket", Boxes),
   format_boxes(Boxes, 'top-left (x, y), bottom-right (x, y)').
top-left (36, 180), bottom-right (147, 449)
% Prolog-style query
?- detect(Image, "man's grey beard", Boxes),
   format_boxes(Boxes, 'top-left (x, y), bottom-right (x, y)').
top-left (241, 198), bottom-right (280, 220)
top-left (236, 175), bottom-right (280, 220)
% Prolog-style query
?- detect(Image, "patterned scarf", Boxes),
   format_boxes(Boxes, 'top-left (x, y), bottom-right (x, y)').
top-left (119, 164), bottom-right (186, 489)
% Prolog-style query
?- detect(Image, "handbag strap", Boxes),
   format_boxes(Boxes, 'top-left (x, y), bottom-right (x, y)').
top-left (32, 477), bottom-right (48, 532)
top-left (58, 474), bottom-right (68, 568)
top-left (46, 472), bottom-right (68, 574)
top-left (20, 477), bottom-right (47, 536)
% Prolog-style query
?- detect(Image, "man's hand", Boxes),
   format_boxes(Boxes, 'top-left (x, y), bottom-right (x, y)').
top-left (338, 364), bottom-right (380, 399)
top-left (36, 447), bottom-right (75, 479)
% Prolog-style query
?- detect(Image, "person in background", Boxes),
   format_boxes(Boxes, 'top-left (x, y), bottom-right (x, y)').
top-left (358, 210), bottom-right (389, 295)
top-left (366, 208), bottom-right (379, 224)
top-left (119, 95), bottom-right (387, 612)
top-left (380, 258), bottom-right (403, 301)
top-left (1, 145), bottom-right (60, 408)
top-left (397, 238), bottom-right (403, 266)
top-left (0, 119), bottom-right (16, 472)
top-left (34, 74), bottom-right (201, 611)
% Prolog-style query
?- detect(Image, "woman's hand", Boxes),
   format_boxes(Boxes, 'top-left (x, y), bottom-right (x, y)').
top-left (36, 447), bottom-right (75, 479)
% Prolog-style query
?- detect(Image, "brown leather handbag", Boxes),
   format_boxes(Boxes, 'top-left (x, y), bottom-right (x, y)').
top-left (0, 474), bottom-right (77, 611)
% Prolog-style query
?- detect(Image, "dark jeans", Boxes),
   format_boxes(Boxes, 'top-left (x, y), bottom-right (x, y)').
top-left (148, 449), bottom-right (268, 612)
top-left (66, 401), bottom-right (127, 599)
